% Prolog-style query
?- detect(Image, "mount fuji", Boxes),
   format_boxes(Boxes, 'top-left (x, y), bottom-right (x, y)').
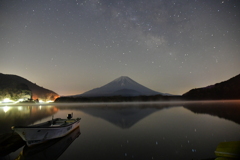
top-left (74, 76), bottom-right (168, 97)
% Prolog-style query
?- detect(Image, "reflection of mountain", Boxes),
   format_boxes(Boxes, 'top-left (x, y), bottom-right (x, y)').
top-left (81, 107), bottom-right (158, 128)
top-left (58, 103), bottom-right (176, 129)
top-left (0, 106), bottom-right (58, 133)
top-left (183, 101), bottom-right (240, 125)
top-left (17, 127), bottom-right (80, 160)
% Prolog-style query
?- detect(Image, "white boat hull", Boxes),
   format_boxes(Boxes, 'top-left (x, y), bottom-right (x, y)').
top-left (12, 118), bottom-right (81, 146)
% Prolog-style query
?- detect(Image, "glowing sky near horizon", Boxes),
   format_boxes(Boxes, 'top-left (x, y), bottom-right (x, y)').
top-left (1, 0), bottom-right (240, 96)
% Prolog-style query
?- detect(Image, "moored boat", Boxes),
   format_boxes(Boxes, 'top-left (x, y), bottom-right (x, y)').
top-left (11, 113), bottom-right (81, 146)
top-left (17, 127), bottom-right (81, 160)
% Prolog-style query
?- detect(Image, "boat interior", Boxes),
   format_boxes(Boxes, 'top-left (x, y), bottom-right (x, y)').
top-left (27, 118), bottom-right (79, 128)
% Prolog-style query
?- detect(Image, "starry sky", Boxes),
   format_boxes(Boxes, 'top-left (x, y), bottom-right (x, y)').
top-left (1, 0), bottom-right (240, 96)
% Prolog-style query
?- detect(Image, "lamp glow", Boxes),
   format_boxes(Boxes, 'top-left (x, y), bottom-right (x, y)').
top-left (3, 98), bottom-right (14, 103)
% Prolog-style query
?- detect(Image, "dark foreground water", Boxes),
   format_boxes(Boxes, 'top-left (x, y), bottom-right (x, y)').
top-left (1, 100), bottom-right (240, 160)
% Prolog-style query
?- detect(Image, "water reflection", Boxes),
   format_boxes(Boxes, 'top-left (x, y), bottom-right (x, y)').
top-left (57, 103), bottom-right (177, 129)
top-left (57, 101), bottom-right (240, 129)
top-left (0, 105), bottom-right (58, 133)
top-left (79, 108), bottom-right (158, 129)
top-left (183, 101), bottom-right (240, 125)
top-left (1, 101), bottom-right (240, 159)
top-left (16, 127), bottom-right (80, 160)
top-left (57, 102), bottom-right (240, 160)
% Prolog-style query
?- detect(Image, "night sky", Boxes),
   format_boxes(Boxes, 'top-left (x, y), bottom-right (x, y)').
top-left (1, 0), bottom-right (240, 96)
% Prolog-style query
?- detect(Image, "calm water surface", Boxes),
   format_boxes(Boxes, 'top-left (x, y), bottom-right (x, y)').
top-left (1, 101), bottom-right (240, 160)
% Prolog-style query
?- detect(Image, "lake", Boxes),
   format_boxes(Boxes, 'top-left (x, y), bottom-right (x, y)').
top-left (1, 100), bottom-right (240, 160)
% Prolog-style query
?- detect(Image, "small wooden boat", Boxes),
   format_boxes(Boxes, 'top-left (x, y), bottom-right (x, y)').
top-left (12, 113), bottom-right (81, 146)
top-left (17, 127), bottom-right (80, 160)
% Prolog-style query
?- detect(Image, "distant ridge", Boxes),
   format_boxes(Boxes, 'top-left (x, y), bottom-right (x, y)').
top-left (0, 73), bottom-right (59, 101)
top-left (182, 73), bottom-right (240, 100)
top-left (74, 76), bottom-right (169, 97)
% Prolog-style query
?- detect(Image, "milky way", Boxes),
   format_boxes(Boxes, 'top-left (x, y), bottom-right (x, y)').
top-left (1, 0), bottom-right (240, 95)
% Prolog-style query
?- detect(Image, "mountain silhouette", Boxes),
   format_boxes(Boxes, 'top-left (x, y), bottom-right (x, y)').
top-left (0, 73), bottom-right (59, 101)
top-left (74, 76), bottom-right (167, 97)
top-left (182, 73), bottom-right (240, 100)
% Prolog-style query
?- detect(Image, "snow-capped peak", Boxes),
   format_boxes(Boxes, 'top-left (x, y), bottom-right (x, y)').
top-left (113, 76), bottom-right (131, 82)
top-left (75, 76), bottom-right (163, 97)
top-left (112, 76), bottom-right (137, 86)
